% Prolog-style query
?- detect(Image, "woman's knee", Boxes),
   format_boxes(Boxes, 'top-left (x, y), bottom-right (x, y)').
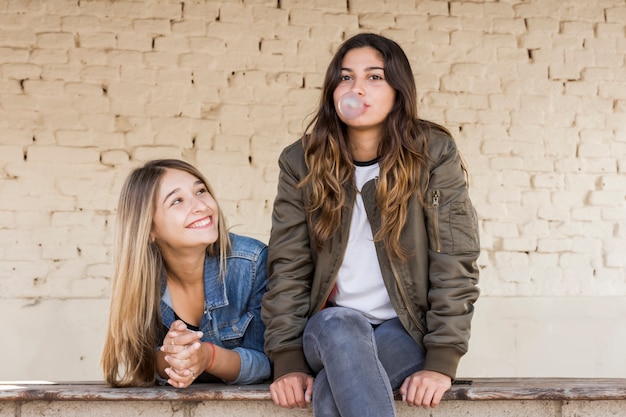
top-left (306, 307), bottom-right (372, 339)
top-left (304, 308), bottom-right (378, 374)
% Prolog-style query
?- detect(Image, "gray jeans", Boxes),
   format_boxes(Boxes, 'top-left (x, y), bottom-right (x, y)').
top-left (303, 306), bottom-right (426, 417)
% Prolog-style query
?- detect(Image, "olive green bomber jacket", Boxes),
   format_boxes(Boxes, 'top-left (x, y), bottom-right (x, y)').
top-left (262, 122), bottom-right (480, 380)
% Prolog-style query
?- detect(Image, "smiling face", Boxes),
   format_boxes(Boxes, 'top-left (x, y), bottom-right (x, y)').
top-left (333, 46), bottom-right (396, 133)
top-left (150, 168), bottom-right (219, 253)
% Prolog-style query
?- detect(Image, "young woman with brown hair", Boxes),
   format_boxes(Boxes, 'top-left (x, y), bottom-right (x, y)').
top-left (262, 33), bottom-right (480, 416)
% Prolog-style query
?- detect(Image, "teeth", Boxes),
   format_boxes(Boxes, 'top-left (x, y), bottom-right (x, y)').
top-left (190, 218), bottom-right (211, 228)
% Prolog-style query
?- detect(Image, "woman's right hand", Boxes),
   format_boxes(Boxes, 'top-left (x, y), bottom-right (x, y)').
top-left (269, 372), bottom-right (314, 408)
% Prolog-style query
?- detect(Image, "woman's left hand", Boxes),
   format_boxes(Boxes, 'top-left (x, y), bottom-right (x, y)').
top-left (160, 320), bottom-right (204, 388)
top-left (399, 370), bottom-right (451, 408)
top-left (162, 341), bottom-right (204, 388)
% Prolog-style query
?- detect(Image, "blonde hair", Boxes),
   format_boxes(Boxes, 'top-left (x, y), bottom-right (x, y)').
top-left (101, 159), bottom-right (231, 387)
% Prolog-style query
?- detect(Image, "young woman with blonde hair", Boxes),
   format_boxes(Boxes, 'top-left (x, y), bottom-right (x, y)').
top-left (102, 159), bottom-right (270, 387)
top-left (262, 33), bottom-right (480, 416)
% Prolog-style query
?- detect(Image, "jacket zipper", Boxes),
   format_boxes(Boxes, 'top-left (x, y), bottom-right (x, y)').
top-left (316, 277), bottom-right (337, 313)
top-left (432, 189), bottom-right (441, 253)
top-left (390, 261), bottom-right (426, 336)
top-left (376, 175), bottom-right (425, 335)
top-left (316, 179), bottom-right (361, 313)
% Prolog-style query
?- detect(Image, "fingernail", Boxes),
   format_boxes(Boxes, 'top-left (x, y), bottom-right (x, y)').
top-left (197, 331), bottom-right (203, 338)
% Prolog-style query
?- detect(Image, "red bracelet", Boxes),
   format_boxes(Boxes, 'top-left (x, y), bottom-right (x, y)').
top-left (205, 342), bottom-right (216, 372)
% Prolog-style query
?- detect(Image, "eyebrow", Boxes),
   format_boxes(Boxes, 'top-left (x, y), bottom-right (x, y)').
top-left (162, 180), bottom-right (204, 204)
top-left (340, 66), bottom-right (385, 72)
top-left (162, 188), bottom-right (180, 204)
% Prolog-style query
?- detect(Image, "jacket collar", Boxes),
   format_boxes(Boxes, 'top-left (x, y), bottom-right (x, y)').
top-left (160, 251), bottom-right (229, 311)
top-left (202, 253), bottom-right (228, 310)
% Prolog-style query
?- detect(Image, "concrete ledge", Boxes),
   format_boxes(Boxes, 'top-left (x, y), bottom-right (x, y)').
top-left (1, 378), bottom-right (626, 401)
top-left (1, 379), bottom-right (625, 417)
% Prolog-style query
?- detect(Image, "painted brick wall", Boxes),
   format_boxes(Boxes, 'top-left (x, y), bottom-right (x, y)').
top-left (0, 0), bottom-right (624, 380)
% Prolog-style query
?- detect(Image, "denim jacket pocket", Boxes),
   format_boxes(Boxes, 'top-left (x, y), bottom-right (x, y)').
top-left (219, 312), bottom-right (254, 348)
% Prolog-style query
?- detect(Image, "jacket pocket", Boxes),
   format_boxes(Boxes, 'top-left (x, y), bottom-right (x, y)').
top-left (426, 189), bottom-right (479, 254)
top-left (449, 200), bottom-right (480, 253)
top-left (219, 312), bottom-right (254, 348)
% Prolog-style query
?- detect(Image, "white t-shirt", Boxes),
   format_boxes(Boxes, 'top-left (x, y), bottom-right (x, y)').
top-left (331, 160), bottom-right (397, 324)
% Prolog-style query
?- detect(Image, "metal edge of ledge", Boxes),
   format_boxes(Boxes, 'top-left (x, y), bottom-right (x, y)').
top-left (444, 378), bottom-right (626, 401)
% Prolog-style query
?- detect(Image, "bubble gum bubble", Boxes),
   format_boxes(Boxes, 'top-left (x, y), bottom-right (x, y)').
top-left (337, 92), bottom-right (364, 119)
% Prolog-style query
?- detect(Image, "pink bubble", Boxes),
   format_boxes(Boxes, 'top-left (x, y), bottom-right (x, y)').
top-left (337, 91), bottom-right (364, 119)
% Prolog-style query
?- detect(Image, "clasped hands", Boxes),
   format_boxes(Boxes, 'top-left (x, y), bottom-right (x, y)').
top-left (160, 320), bottom-right (207, 388)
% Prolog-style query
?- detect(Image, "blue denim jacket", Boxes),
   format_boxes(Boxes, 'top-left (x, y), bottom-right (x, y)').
top-left (160, 233), bottom-right (271, 384)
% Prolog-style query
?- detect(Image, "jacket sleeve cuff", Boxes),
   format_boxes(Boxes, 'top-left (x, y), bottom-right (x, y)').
top-left (272, 347), bottom-right (312, 380)
top-left (231, 347), bottom-right (272, 385)
top-left (423, 345), bottom-right (463, 380)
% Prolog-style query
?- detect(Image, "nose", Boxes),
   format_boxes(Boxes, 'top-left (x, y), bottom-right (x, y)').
top-left (191, 195), bottom-right (210, 213)
top-left (350, 77), bottom-right (365, 95)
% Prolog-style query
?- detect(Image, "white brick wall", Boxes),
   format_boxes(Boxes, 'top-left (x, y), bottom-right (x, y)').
top-left (0, 0), bottom-right (624, 381)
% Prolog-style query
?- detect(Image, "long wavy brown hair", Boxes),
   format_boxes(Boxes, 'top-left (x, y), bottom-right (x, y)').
top-left (101, 159), bottom-right (231, 387)
top-left (301, 33), bottom-right (443, 260)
